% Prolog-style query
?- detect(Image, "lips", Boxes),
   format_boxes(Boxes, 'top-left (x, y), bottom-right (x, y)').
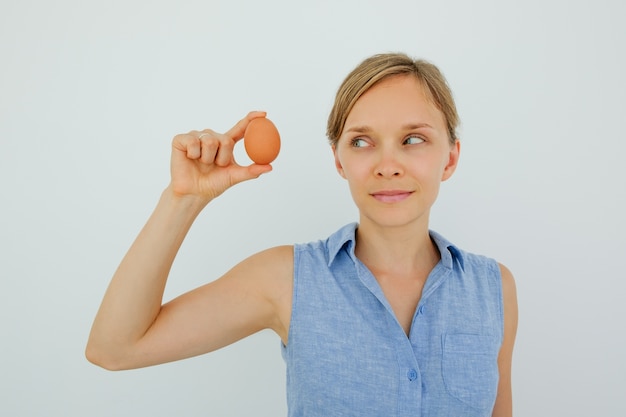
top-left (370, 190), bottom-right (413, 203)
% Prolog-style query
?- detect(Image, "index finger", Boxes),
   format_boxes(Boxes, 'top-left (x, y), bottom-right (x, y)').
top-left (225, 111), bottom-right (267, 141)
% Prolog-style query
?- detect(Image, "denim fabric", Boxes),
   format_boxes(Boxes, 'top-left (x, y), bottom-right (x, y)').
top-left (281, 223), bottom-right (503, 416)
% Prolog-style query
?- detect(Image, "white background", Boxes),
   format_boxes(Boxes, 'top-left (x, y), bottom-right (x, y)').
top-left (1, 0), bottom-right (625, 415)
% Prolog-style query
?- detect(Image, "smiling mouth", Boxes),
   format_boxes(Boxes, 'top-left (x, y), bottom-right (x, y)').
top-left (370, 190), bottom-right (413, 203)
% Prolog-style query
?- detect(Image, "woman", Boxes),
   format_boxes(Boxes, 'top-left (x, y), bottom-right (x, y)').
top-left (87, 52), bottom-right (518, 416)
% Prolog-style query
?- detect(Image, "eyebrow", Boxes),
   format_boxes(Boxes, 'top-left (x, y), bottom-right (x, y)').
top-left (344, 123), bottom-right (434, 133)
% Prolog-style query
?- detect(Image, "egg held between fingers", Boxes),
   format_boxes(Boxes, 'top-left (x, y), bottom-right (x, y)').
top-left (244, 118), bottom-right (281, 165)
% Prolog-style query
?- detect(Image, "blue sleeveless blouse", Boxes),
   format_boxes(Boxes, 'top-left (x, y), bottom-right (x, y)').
top-left (281, 223), bottom-right (503, 416)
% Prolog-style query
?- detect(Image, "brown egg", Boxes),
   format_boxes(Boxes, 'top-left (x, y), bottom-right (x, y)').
top-left (244, 117), bottom-right (281, 165)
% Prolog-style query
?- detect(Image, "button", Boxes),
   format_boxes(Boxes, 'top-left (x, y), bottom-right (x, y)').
top-left (407, 369), bottom-right (418, 381)
top-left (417, 306), bottom-right (425, 315)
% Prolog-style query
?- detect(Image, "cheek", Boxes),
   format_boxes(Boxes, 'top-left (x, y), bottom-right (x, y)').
top-left (411, 160), bottom-right (446, 187)
top-left (335, 151), bottom-right (360, 178)
top-left (341, 159), bottom-right (371, 183)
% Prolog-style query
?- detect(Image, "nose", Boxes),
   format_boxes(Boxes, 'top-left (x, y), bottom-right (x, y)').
top-left (375, 147), bottom-right (404, 178)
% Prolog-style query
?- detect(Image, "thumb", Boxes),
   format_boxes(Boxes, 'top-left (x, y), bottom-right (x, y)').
top-left (247, 164), bottom-right (273, 178)
top-left (230, 164), bottom-right (273, 185)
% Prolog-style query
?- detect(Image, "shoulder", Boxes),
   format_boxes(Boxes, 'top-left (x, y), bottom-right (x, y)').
top-left (430, 230), bottom-right (499, 276)
top-left (433, 233), bottom-right (515, 320)
top-left (242, 245), bottom-right (294, 269)
top-left (237, 245), bottom-right (294, 297)
top-left (225, 245), bottom-right (294, 304)
top-left (294, 223), bottom-right (358, 265)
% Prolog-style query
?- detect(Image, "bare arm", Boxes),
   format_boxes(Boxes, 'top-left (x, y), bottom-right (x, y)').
top-left (86, 112), bottom-right (292, 370)
top-left (492, 263), bottom-right (519, 417)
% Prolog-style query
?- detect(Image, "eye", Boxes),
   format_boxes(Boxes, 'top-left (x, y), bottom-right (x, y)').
top-left (404, 135), bottom-right (425, 145)
top-left (350, 137), bottom-right (370, 148)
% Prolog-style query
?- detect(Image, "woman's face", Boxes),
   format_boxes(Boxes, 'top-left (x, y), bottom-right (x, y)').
top-left (333, 74), bottom-right (460, 230)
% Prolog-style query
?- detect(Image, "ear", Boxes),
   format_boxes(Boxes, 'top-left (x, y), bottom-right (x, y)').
top-left (441, 140), bottom-right (461, 182)
top-left (332, 144), bottom-right (347, 179)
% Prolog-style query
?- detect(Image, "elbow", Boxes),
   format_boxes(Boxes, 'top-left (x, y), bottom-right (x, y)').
top-left (85, 340), bottom-right (128, 371)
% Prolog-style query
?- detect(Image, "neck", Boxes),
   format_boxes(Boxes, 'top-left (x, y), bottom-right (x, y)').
top-left (354, 217), bottom-right (440, 276)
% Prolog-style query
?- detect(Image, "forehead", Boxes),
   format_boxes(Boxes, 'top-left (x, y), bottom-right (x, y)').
top-left (344, 75), bottom-right (446, 131)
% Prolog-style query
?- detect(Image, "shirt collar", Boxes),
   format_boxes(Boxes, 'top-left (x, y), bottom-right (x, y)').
top-left (327, 223), bottom-right (464, 270)
top-left (327, 223), bottom-right (358, 267)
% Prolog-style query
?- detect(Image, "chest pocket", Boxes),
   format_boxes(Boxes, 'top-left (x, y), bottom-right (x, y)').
top-left (442, 333), bottom-right (500, 411)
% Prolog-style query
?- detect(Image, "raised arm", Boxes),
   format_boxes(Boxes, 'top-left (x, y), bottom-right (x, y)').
top-left (86, 112), bottom-right (293, 370)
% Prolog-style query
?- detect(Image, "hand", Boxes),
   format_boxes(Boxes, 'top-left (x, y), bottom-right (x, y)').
top-left (169, 111), bottom-right (273, 200)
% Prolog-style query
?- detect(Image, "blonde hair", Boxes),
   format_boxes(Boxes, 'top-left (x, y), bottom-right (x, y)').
top-left (326, 53), bottom-right (459, 145)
